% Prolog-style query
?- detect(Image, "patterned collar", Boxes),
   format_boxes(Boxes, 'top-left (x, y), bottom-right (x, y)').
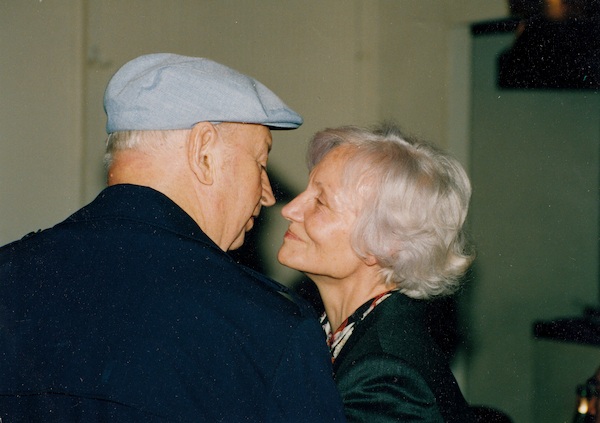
top-left (320, 290), bottom-right (396, 363)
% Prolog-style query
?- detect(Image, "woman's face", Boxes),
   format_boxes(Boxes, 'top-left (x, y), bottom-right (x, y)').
top-left (278, 146), bottom-right (367, 281)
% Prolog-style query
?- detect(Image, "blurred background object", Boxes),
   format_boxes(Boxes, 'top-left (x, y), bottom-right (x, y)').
top-left (499, 0), bottom-right (600, 88)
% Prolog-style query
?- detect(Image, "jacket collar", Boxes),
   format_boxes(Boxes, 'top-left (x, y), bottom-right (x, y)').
top-left (332, 291), bottom-right (427, 372)
top-left (66, 184), bottom-right (303, 305)
top-left (66, 184), bottom-right (216, 248)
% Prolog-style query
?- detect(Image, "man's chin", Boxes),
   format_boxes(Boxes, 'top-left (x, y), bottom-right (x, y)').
top-left (228, 234), bottom-right (246, 251)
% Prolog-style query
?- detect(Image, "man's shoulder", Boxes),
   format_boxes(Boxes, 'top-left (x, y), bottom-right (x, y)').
top-left (0, 228), bottom-right (53, 262)
top-left (237, 264), bottom-right (317, 318)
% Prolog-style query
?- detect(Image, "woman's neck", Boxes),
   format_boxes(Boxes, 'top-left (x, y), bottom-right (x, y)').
top-left (312, 269), bottom-right (389, 332)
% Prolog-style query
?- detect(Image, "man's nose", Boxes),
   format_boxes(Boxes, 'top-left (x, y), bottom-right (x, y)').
top-left (261, 172), bottom-right (276, 207)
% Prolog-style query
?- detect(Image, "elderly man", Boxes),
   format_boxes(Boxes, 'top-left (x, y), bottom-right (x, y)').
top-left (0, 54), bottom-right (345, 422)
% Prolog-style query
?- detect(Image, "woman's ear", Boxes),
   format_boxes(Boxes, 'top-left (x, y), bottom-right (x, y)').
top-left (363, 253), bottom-right (379, 267)
top-left (188, 122), bottom-right (217, 185)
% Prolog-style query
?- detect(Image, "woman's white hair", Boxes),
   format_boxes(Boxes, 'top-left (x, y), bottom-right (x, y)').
top-left (307, 123), bottom-right (474, 299)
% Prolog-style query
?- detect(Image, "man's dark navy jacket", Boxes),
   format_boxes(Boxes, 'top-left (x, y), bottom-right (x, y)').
top-left (0, 184), bottom-right (346, 422)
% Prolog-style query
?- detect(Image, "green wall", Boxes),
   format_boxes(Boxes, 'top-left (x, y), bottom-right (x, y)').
top-left (467, 32), bottom-right (600, 422)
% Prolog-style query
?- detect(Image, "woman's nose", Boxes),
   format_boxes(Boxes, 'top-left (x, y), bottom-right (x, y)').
top-left (281, 193), bottom-right (304, 222)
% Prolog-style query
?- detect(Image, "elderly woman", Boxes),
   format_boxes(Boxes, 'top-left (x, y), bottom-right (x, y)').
top-left (278, 124), bottom-right (476, 422)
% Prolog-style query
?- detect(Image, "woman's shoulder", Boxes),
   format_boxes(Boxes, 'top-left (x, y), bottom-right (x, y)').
top-left (336, 293), bottom-right (443, 370)
top-left (334, 300), bottom-right (475, 423)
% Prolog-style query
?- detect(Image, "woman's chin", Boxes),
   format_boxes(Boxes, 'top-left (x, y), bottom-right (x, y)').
top-left (277, 248), bottom-right (300, 271)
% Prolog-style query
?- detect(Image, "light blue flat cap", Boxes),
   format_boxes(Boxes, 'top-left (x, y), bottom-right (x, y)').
top-left (104, 53), bottom-right (303, 133)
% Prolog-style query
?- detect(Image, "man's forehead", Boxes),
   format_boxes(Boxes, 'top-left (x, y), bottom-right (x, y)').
top-left (221, 122), bottom-right (272, 151)
top-left (244, 123), bottom-right (272, 151)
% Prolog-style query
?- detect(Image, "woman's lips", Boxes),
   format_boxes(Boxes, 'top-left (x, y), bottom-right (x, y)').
top-left (284, 229), bottom-right (301, 241)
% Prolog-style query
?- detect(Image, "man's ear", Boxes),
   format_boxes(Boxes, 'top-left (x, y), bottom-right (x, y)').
top-left (188, 122), bottom-right (218, 185)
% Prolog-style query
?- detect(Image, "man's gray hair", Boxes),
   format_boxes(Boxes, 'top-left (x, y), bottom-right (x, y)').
top-left (104, 129), bottom-right (190, 169)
